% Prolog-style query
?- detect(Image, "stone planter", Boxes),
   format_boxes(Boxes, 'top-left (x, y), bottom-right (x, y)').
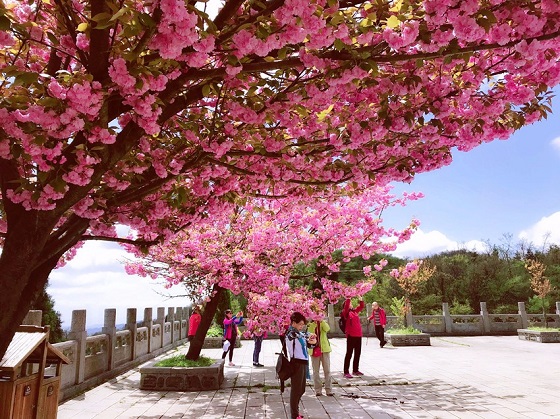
top-left (139, 358), bottom-right (224, 391)
top-left (386, 333), bottom-right (431, 346)
top-left (201, 336), bottom-right (242, 349)
top-left (517, 329), bottom-right (560, 343)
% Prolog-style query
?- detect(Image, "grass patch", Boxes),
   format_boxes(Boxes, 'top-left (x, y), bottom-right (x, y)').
top-left (527, 327), bottom-right (560, 332)
top-left (386, 327), bottom-right (421, 335)
top-left (155, 355), bottom-right (215, 368)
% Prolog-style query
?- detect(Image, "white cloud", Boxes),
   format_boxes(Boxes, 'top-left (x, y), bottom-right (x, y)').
top-left (518, 211), bottom-right (560, 249)
top-left (551, 137), bottom-right (560, 155)
top-left (48, 241), bottom-right (189, 329)
top-left (390, 228), bottom-right (488, 259)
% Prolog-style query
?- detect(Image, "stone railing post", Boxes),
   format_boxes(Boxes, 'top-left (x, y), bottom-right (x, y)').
top-left (67, 310), bottom-right (87, 385)
top-left (102, 309), bottom-right (117, 370)
top-left (405, 302), bottom-right (414, 328)
top-left (518, 302), bottom-right (528, 329)
top-left (156, 307), bottom-right (165, 347)
top-left (127, 308), bottom-right (138, 360)
top-left (327, 304), bottom-right (335, 330)
top-left (480, 302), bottom-right (491, 334)
top-left (556, 302), bottom-right (560, 315)
top-left (176, 306), bottom-right (184, 340)
top-left (442, 302), bottom-right (453, 334)
top-left (143, 308), bottom-right (153, 353)
top-left (22, 310), bottom-right (43, 326)
top-left (366, 302), bottom-right (372, 318)
top-left (167, 307), bottom-right (175, 343)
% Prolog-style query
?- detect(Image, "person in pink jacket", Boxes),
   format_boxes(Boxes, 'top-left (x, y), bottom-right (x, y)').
top-left (342, 297), bottom-right (365, 378)
top-left (368, 302), bottom-right (387, 348)
top-left (222, 309), bottom-right (243, 366)
top-left (188, 305), bottom-right (202, 342)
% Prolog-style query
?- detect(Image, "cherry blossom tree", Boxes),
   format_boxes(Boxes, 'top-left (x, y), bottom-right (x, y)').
top-left (1, 0), bottom-right (560, 358)
top-left (125, 186), bottom-right (419, 358)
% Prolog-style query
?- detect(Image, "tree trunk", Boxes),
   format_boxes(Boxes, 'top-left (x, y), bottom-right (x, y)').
top-left (0, 247), bottom-right (63, 359)
top-left (0, 207), bottom-right (88, 359)
top-left (185, 284), bottom-right (224, 360)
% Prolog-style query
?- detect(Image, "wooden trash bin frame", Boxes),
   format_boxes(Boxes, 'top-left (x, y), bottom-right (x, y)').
top-left (0, 325), bottom-right (70, 419)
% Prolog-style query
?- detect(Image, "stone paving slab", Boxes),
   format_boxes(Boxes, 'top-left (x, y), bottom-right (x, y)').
top-left (58, 336), bottom-right (560, 418)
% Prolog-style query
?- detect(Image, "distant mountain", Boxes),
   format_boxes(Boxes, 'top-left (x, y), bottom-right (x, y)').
top-left (61, 323), bottom-right (127, 336)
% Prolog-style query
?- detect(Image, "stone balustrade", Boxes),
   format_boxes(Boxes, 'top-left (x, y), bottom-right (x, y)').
top-left (24, 306), bottom-right (190, 403)
top-left (328, 301), bottom-right (560, 336)
top-left (20, 300), bottom-right (560, 403)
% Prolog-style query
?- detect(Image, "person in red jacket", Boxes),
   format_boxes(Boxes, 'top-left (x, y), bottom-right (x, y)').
top-left (368, 301), bottom-right (387, 348)
top-left (188, 305), bottom-right (202, 341)
top-left (342, 297), bottom-right (365, 378)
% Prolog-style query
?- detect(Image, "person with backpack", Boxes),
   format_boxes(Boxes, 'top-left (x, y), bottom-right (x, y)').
top-left (285, 312), bottom-right (317, 419)
top-left (368, 301), bottom-right (388, 348)
top-left (342, 297), bottom-right (365, 378)
top-left (222, 309), bottom-right (243, 366)
top-left (307, 315), bottom-right (333, 397)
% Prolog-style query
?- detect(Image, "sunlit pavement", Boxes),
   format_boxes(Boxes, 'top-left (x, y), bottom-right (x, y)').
top-left (58, 335), bottom-right (560, 418)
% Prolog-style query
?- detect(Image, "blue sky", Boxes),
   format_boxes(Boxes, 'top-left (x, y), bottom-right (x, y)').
top-left (48, 92), bottom-right (560, 328)
top-left (386, 93), bottom-right (560, 258)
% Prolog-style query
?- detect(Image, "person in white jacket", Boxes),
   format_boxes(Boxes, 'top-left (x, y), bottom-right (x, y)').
top-left (285, 312), bottom-right (317, 419)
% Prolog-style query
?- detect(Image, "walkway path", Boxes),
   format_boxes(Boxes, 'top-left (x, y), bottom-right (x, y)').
top-left (58, 336), bottom-right (560, 418)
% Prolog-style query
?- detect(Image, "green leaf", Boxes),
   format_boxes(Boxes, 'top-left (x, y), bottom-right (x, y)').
top-left (77, 22), bottom-right (88, 32)
top-left (334, 39), bottom-right (345, 51)
top-left (138, 13), bottom-right (156, 28)
top-left (14, 72), bottom-right (39, 86)
top-left (37, 97), bottom-right (60, 107)
top-left (51, 178), bottom-right (67, 193)
top-left (46, 32), bottom-right (59, 46)
top-left (90, 12), bottom-right (112, 22)
top-left (110, 8), bottom-right (127, 22)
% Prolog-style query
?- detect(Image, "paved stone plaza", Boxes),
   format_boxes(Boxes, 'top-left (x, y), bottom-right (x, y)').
top-left (58, 336), bottom-right (560, 418)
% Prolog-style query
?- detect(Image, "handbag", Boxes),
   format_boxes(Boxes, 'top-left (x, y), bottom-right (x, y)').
top-left (275, 352), bottom-right (293, 381)
top-left (222, 340), bottom-right (231, 352)
top-left (311, 321), bottom-right (322, 357)
top-left (276, 337), bottom-right (296, 392)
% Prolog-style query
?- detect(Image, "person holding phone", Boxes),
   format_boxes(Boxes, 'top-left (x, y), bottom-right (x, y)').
top-left (222, 309), bottom-right (243, 366)
top-left (285, 312), bottom-right (317, 419)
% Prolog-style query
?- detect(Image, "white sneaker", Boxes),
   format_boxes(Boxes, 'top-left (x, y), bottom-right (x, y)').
top-left (228, 362), bottom-right (235, 366)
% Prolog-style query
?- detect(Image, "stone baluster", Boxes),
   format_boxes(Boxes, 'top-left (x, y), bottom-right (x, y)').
top-left (102, 309), bottom-right (117, 370)
top-left (518, 302), bottom-right (528, 329)
top-left (327, 304), bottom-right (335, 330)
top-left (156, 307), bottom-right (165, 348)
top-left (442, 302), bottom-right (453, 334)
top-left (405, 301), bottom-right (414, 328)
top-left (126, 308), bottom-right (138, 360)
top-left (22, 310), bottom-right (43, 326)
top-left (68, 310), bottom-right (87, 385)
top-left (480, 302), bottom-right (491, 334)
top-left (143, 308), bottom-right (153, 353)
top-left (167, 307), bottom-right (175, 343)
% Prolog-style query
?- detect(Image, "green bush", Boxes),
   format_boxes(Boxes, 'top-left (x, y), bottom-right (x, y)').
top-left (492, 304), bottom-right (518, 314)
top-left (206, 324), bottom-right (223, 337)
top-left (449, 299), bottom-right (473, 315)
